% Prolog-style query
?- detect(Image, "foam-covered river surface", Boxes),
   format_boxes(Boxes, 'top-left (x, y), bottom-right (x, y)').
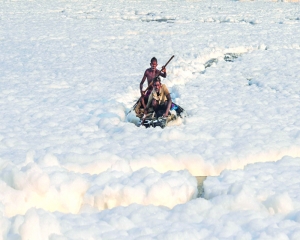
top-left (1, 1), bottom-right (300, 239)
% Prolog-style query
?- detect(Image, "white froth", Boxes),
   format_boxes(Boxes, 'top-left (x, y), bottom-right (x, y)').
top-left (1, 0), bottom-right (300, 239)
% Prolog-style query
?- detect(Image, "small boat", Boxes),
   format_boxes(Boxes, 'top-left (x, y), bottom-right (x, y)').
top-left (128, 99), bottom-right (186, 128)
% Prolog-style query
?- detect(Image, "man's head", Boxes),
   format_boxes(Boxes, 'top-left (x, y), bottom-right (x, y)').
top-left (150, 57), bottom-right (158, 70)
top-left (153, 77), bottom-right (161, 93)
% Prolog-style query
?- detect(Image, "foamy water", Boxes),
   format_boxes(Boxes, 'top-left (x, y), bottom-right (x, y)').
top-left (1, 0), bottom-right (300, 239)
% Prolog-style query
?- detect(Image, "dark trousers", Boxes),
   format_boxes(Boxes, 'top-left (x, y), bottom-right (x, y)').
top-left (154, 102), bottom-right (167, 118)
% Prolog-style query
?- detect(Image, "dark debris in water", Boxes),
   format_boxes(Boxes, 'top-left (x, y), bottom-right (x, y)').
top-left (204, 58), bottom-right (218, 68)
top-left (204, 53), bottom-right (242, 69)
top-left (224, 53), bottom-right (242, 62)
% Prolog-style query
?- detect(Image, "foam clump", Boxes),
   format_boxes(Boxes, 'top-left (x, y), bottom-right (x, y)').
top-left (83, 168), bottom-right (198, 211)
top-left (0, 162), bottom-right (197, 217)
top-left (204, 156), bottom-right (300, 214)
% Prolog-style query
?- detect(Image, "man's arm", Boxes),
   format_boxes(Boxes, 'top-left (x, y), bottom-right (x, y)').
top-left (142, 93), bottom-right (153, 125)
top-left (163, 93), bottom-right (172, 117)
top-left (159, 67), bottom-right (167, 78)
top-left (145, 93), bottom-right (153, 112)
top-left (140, 71), bottom-right (147, 96)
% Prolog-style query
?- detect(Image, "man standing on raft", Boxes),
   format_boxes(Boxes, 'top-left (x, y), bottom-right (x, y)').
top-left (140, 57), bottom-right (167, 109)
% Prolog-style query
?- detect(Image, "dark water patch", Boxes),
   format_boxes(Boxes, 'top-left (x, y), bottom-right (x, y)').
top-left (196, 176), bottom-right (207, 198)
top-left (141, 18), bottom-right (175, 23)
top-left (204, 52), bottom-right (243, 70)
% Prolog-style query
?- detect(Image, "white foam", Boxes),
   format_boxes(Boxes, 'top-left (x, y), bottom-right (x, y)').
top-left (1, 0), bottom-right (300, 239)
